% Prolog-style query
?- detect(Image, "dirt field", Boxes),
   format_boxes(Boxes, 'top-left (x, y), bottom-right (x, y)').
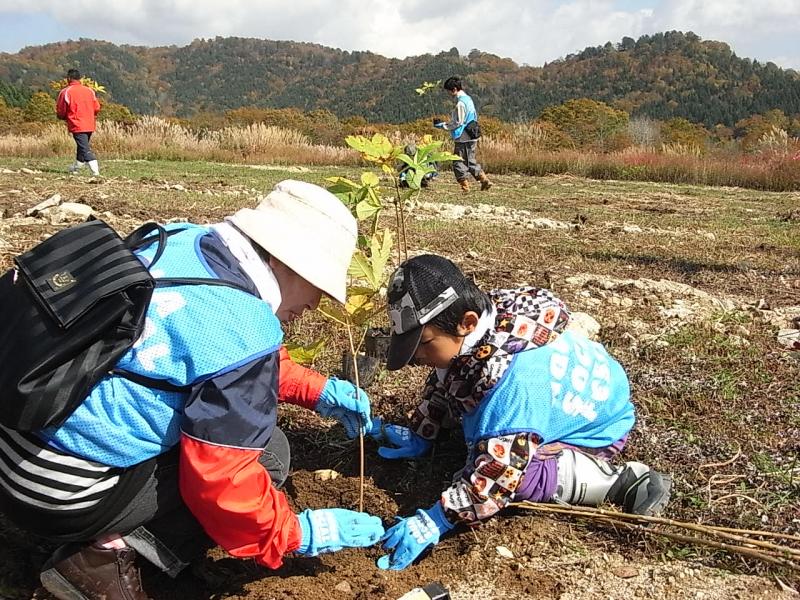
top-left (0, 158), bottom-right (798, 599)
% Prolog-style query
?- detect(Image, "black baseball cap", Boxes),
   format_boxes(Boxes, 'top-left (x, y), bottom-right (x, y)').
top-left (386, 255), bottom-right (466, 371)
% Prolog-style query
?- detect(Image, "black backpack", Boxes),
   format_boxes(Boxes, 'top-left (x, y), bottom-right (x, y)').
top-left (464, 120), bottom-right (481, 140)
top-left (0, 219), bottom-right (243, 431)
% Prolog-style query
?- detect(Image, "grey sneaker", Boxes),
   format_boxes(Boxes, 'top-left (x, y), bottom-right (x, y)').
top-left (606, 463), bottom-right (672, 516)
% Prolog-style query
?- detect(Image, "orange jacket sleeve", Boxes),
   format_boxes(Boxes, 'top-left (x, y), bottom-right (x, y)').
top-left (179, 351), bottom-right (302, 568)
top-left (278, 345), bottom-right (327, 410)
top-left (179, 435), bottom-right (302, 568)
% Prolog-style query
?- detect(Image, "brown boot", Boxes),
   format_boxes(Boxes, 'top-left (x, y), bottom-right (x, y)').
top-left (478, 172), bottom-right (493, 191)
top-left (458, 179), bottom-right (470, 193)
top-left (40, 543), bottom-right (149, 600)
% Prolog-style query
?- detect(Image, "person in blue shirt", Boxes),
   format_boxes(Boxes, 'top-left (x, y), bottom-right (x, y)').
top-left (0, 180), bottom-right (385, 600)
top-left (370, 254), bottom-right (671, 570)
top-left (433, 77), bottom-right (492, 193)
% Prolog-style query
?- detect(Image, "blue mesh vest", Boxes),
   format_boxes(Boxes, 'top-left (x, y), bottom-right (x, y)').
top-left (462, 331), bottom-right (634, 448)
top-left (39, 224), bottom-right (284, 467)
top-left (452, 93), bottom-right (478, 140)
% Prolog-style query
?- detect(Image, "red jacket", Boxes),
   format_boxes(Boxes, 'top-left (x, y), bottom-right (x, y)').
top-left (180, 345), bottom-right (327, 568)
top-left (56, 81), bottom-right (100, 133)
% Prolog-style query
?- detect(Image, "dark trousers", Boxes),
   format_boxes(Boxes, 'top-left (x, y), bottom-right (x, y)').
top-left (111, 428), bottom-right (291, 577)
top-left (73, 132), bottom-right (97, 163)
top-left (452, 140), bottom-right (483, 181)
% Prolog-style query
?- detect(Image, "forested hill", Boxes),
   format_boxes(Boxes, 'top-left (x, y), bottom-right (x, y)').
top-left (1, 31), bottom-right (799, 127)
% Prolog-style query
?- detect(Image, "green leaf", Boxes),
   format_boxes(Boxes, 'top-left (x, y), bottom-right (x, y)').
top-left (370, 133), bottom-right (394, 157)
top-left (349, 251), bottom-right (379, 290)
top-left (285, 338), bottom-right (327, 366)
top-left (347, 229), bottom-right (394, 291)
top-left (396, 153), bottom-right (416, 168)
top-left (428, 151), bottom-right (461, 163)
top-left (318, 302), bottom-right (349, 326)
top-left (345, 291), bottom-right (375, 319)
top-left (325, 176), bottom-right (361, 208)
top-left (355, 198), bottom-right (382, 221)
top-left (360, 171), bottom-right (380, 187)
top-left (345, 133), bottom-right (394, 163)
top-left (369, 229), bottom-right (393, 284)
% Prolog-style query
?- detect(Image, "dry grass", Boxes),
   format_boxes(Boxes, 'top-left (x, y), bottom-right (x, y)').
top-left (480, 143), bottom-right (800, 191)
top-left (2, 118), bottom-right (799, 190)
top-left (0, 117), bottom-right (359, 165)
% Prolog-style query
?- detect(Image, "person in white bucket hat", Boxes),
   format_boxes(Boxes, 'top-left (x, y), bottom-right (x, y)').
top-left (10, 179), bottom-right (383, 600)
top-left (227, 179), bottom-right (356, 307)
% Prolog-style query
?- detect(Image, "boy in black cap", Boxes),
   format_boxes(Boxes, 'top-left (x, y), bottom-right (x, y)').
top-left (370, 254), bottom-right (671, 570)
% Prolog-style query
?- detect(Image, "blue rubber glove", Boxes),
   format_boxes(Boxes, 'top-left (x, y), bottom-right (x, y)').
top-left (296, 508), bottom-right (385, 557)
top-left (316, 378), bottom-right (372, 438)
top-left (366, 418), bottom-right (432, 460)
top-left (377, 503), bottom-right (454, 570)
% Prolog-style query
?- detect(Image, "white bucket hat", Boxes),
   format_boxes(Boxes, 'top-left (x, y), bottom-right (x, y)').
top-left (227, 179), bottom-right (357, 304)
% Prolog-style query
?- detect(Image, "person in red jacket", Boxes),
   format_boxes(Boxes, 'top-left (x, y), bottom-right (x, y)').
top-left (56, 69), bottom-right (101, 176)
top-left (0, 180), bottom-right (385, 600)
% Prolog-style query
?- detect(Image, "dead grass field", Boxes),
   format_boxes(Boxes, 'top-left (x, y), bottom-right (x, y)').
top-left (0, 157), bottom-right (798, 599)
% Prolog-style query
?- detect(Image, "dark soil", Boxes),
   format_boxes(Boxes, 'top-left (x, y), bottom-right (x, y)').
top-left (0, 165), bottom-right (798, 599)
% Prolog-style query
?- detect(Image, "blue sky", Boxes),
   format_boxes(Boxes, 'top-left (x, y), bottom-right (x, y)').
top-left (0, 0), bottom-right (798, 70)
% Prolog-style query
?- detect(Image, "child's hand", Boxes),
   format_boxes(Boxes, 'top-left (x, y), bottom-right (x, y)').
top-left (367, 418), bottom-right (432, 459)
top-left (377, 503), bottom-right (454, 570)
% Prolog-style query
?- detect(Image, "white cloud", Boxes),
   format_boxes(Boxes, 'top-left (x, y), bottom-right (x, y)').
top-left (0, 0), bottom-right (799, 69)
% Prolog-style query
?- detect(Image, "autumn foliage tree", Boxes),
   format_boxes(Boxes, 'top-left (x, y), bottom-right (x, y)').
top-left (97, 100), bottom-right (136, 124)
top-left (539, 98), bottom-right (629, 150)
top-left (0, 97), bottom-right (24, 133)
top-left (661, 117), bottom-right (709, 152)
top-left (23, 92), bottom-right (56, 123)
top-left (735, 110), bottom-right (792, 151)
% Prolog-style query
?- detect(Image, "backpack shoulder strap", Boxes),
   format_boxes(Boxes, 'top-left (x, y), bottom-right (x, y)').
top-left (155, 276), bottom-right (252, 294)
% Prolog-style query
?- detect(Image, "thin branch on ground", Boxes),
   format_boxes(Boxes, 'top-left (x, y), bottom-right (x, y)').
top-left (511, 501), bottom-right (800, 572)
top-left (698, 444), bottom-right (742, 473)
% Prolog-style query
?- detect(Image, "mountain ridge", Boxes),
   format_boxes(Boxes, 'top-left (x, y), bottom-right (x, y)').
top-left (1, 31), bottom-right (799, 127)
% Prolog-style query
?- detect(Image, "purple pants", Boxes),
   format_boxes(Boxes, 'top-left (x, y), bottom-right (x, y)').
top-left (514, 435), bottom-right (628, 502)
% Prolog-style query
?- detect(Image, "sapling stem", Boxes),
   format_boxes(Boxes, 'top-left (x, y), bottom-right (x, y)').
top-left (345, 317), bottom-right (365, 512)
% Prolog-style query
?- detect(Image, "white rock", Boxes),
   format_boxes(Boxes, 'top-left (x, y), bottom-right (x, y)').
top-left (565, 312), bottom-right (601, 340)
top-left (26, 193), bottom-right (61, 216)
top-left (529, 217), bottom-right (573, 230)
top-left (777, 329), bottom-right (800, 350)
top-left (495, 546), bottom-right (514, 559)
top-left (313, 469), bottom-right (340, 481)
top-left (51, 202), bottom-right (94, 221)
top-left (334, 581), bottom-right (352, 593)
